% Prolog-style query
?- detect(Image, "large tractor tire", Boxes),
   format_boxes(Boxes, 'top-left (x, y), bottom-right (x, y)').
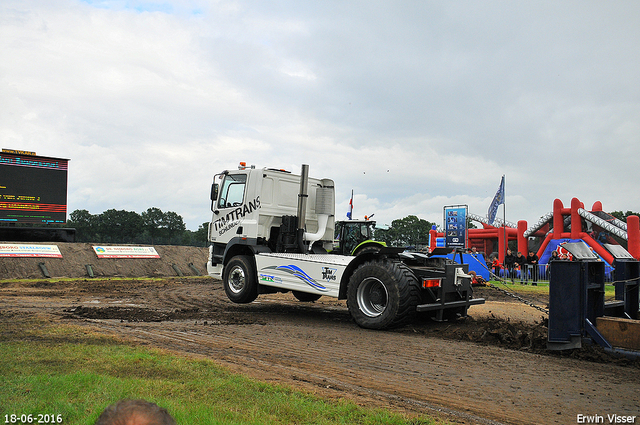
top-left (223, 255), bottom-right (258, 304)
top-left (347, 259), bottom-right (419, 330)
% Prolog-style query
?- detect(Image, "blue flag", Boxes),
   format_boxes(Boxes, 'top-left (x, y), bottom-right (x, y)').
top-left (487, 176), bottom-right (504, 226)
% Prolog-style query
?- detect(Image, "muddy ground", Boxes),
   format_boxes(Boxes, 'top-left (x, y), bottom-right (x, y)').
top-left (1, 276), bottom-right (639, 425)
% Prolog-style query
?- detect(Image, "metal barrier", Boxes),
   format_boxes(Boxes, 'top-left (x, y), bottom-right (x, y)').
top-left (492, 263), bottom-right (615, 284)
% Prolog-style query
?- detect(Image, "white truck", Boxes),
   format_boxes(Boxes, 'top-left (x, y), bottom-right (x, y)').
top-left (207, 163), bottom-right (483, 329)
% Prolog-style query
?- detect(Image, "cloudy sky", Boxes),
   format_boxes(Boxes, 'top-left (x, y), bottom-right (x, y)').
top-left (1, 0), bottom-right (639, 231)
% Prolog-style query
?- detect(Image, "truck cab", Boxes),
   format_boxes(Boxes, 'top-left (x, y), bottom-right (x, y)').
top-left (208, 163), bottom-right (335, 279)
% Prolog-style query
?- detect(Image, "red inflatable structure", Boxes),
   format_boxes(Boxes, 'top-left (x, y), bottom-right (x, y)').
top-left (430, 222), bottom-right (519, 264)
top-left (531, 198), bottom-right (640, 264)
top-left (430, 198), bottom-right (640, 267)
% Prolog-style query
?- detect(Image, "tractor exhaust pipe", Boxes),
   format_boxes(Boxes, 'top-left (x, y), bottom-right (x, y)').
top-left (297, 164), bottom-right (310, 253)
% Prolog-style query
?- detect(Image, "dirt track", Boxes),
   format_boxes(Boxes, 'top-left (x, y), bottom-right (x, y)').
top-left (1, 277), bottom-right (639, 425)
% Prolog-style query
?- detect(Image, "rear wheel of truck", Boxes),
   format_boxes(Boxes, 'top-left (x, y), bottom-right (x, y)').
top-left (347, 259), bottom-right (419, 330)
top-left (223, 255), bottom-right (258, 303)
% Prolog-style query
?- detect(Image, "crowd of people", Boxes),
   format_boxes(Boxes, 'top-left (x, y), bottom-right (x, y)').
top-left (499, 249), bottom-right (540, 285)
top-left (470, 244), bottom-right (595, 285)
top-left (475, 247), bottom-right (549, 286)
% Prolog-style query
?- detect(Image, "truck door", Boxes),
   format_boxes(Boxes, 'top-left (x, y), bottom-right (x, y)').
top-left (210, 173), bottom-right (248, 242)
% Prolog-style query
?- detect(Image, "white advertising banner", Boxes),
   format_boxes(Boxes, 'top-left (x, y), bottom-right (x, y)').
top-left (0, 243), bottom-right (62, 258)
top-left (92, 246), bottom-right (160, 259)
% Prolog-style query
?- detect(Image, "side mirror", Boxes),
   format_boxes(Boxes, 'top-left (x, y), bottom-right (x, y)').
top-left (210, 183), bottom-right (219, 211)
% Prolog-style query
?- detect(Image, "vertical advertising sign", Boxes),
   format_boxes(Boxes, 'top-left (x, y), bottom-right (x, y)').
top-left (444, 205), bottom-right (468, 249)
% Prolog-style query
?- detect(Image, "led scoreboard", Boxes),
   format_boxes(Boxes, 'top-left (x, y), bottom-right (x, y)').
top-left (0, 149), bottom-right (69, 224)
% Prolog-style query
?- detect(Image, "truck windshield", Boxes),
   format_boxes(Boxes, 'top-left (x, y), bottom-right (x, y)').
top-left (218, 174), bottom-right (247, 208)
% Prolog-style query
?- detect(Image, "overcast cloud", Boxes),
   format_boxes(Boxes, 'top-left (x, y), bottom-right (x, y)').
top-left (1, 0), bottom-right (639, 231)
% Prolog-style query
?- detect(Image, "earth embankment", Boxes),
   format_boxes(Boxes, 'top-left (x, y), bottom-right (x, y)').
top-left (0, 243), bottom-right (208, 279)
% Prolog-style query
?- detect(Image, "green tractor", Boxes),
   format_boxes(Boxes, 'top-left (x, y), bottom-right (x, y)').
top-left (333, 220), bottom-right (387, 256)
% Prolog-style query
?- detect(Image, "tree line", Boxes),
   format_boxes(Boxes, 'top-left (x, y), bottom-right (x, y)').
top-left (66, 208), bottom-right (209, 246)
top-left (611, 211), bottom-right (640, 221)
top-left (373, 215), bottom-right (434, 249)
top-left (61, 209), bottom-right (640, 248)
top-left (65, 209), bottom-right (439, 249)
top-left (373, 215), bottom-right (476, 249)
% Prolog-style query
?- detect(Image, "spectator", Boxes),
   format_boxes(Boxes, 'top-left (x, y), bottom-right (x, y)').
top-left (527, 250), bottom-right (539, 285)
top-left (95, 399), bottom-right (177, 425)
top-left (492, 257), bottom-right (501, 279)
top-left (504, 249), bottom-right (516, 283)
top-left (515, 251), bottom-right (527, 284)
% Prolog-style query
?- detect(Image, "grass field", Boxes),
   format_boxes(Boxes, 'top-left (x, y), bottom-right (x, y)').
top-left (0, 316), bottom-right (442, 425)
top-left (487, 279), bottom-right (617, 299)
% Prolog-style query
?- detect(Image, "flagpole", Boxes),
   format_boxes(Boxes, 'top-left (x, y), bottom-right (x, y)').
top-left (502, 175), bottom-right (507, 257)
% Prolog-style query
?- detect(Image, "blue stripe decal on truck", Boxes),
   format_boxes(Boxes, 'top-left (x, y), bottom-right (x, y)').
top-left (262, 265), bottom-right (329, 292)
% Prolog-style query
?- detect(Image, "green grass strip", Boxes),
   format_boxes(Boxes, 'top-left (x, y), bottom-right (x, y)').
top-left (487, 280), bottom-right (616, 298)
top-left (0, 318), bottom-right (442, 425)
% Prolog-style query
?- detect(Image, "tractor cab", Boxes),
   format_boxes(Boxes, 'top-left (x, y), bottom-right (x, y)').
top-left (333, 220), bottom-right (384, 256)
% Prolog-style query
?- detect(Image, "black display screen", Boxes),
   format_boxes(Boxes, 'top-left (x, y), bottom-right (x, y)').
top-left (0, 152), bottom-right (69, 224)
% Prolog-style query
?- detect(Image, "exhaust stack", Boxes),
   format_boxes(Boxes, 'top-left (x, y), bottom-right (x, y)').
top-left (304, 185), bottom-right (334, 250)
top-left (297, 164), bottom-right (310, 253)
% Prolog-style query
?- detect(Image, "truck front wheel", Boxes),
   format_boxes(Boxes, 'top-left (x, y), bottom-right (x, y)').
top-left (223, 255), bottom-right (258, 303)
top-left (347, 259), bottom-right (419, 329)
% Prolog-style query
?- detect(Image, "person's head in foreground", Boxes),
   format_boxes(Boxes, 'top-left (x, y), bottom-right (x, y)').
top-left (95, 399), bottom-right (177, 425)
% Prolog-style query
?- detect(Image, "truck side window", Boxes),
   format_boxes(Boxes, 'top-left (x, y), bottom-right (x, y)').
top-left (360, 224), bottom-right (368, 238)
top-left (218, 174), bottom-right (247, 208)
